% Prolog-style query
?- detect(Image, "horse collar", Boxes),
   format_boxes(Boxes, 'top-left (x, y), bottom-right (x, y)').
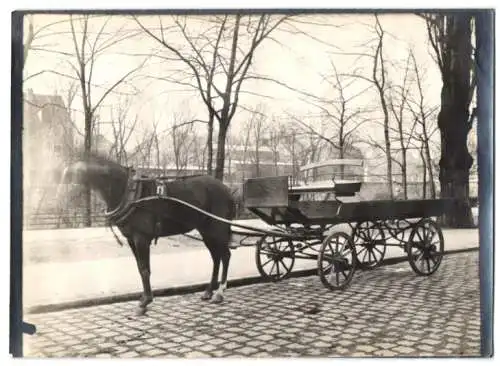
top-left (104, 171), bottom-right (135, 225)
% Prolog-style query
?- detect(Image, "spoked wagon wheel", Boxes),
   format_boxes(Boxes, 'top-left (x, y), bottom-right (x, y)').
top-left (317, 232), bottom-right (357, 290)
top-left (255, 235), bottom-right (295, 281)
top-left (352, 221), bottom-right (386, 269)
top-left (407, 218), bottom-right (444, 276)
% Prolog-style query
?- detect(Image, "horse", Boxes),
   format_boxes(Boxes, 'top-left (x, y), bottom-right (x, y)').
top-left (57, 153), bottom-right (236, 315)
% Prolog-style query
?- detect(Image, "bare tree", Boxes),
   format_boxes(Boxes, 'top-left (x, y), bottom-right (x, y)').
top-left (237, 114), bottom-right (254, 182)
top-left (404, 51), bottom-right (440, 199)
top-left (171, 115), bottom-right (197, 175)
top-left (23, 15), bottom-right (77, 77)
top-left (24, 15), bottom-right (149, 225)
top-left (388, 52), bottom-right (417, 200)
top-left (135, 14), bottom-right (289, 180)
top-left (320, 62), bottom-right (372, 160)
top-left (418, 138), bottom-right (428, 198)
top-left (360, 15), bottom-right (393, 198)
top-left (288, 116), bottom-right (335, 160)
top-left (109, 97), bottom-right (139, 165)
top-left (23, 15), bottom-right (35, 67)
top-left (224, 133), bottom-right (235, 182)
top-left (245, 104), bottom-right (268, 178)
top-left (421, 13), bottom-right (476, 227)
top-left (65, 15), bottom-right (148, 225)
top-left (62, 82), bottom-right (79, 152)
top-left (267, 117), bottom-right (284, 175)
top-left (277, 124), bottom-right (323, 184)
top-left (129, 120), bottom-right (158, 171)
top-left (290, 60), bottom-right (371, 178)
top-left (191, 134), bottom-right (208, 173)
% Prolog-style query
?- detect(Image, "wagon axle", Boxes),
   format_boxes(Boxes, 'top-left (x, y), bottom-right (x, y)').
top-left (265, 249), bottom-right (289, 262)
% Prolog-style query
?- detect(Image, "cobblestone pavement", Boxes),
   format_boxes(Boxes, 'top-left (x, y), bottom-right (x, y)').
top-left (23, 251), bottom-right (480, 358)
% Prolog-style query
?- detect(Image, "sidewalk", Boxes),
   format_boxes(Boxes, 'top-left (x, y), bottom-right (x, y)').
top-left (22, 222), bottom-right (479, 310)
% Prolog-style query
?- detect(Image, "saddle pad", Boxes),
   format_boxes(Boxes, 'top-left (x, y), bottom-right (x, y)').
top-left (127, 177), bottom-right (167, 201)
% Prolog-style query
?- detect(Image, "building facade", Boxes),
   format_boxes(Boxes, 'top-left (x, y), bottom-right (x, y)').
top-left (23, 89), bottom-right (75, 218)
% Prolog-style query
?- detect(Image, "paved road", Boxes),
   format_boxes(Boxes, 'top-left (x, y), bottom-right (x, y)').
top-left (23, 251), bottom-right (480, 358)
top-left (23, 226), bottom-right (479, 308)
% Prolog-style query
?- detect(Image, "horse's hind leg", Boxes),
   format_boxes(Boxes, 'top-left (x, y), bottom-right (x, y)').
top-left (132, 233), bottom-right (153, 315)
top-left (201, 245), bottom-right (221, 301)
top-left (208, 225), bottom-right (232, 304)
top-left (212, 246), bottom-right (231, 304)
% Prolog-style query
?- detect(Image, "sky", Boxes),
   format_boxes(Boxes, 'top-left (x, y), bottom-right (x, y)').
top-left (22, 12), bottom-right (442, 164)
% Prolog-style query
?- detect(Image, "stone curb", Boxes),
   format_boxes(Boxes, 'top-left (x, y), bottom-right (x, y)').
top-left (25, 247), bottom-right (478, 315)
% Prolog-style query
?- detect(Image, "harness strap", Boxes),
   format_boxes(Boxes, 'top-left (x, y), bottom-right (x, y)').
top-left (152, 180), bottom-right (168, 246)
top-left (109, 224), bottom-right (125, 247)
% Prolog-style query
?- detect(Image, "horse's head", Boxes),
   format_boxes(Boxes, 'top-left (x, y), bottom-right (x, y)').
top-left (56, 153), bottom-right (132, 211)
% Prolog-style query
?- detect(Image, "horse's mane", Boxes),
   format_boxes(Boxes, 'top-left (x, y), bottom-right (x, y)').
top-left (87, 152), bottom-right (123, 168)
top-left (69, 148), bottom-right (127, 171)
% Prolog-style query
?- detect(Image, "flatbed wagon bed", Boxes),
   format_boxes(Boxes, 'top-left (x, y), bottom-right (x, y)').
top-left (241, 175), bottom-right (454, 291)
top-left (247, 198), bottom-right (452, 226)
top-left (244, 176), bottom-right (452, 225)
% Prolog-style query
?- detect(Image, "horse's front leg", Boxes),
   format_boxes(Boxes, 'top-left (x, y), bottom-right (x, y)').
top-left (131, 234), bottom-right (153, 315)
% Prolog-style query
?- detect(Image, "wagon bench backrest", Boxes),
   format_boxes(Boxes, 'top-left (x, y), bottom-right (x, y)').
top-left (299, 159), bottom-right (365, 184)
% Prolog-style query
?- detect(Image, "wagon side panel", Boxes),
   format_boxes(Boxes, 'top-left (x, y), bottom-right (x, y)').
top-left (338, 199), bottom-right (456, 222)
top-left (243, 176), bottom-right (290, 208)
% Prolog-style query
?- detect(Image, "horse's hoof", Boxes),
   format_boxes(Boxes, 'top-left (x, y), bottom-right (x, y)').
top-left (201, 291), bottom-right (213, 301)
top-left (139, 296), bottom-right (153, 308)
top-left (136, 306), bottom-right (147, 316)
top-left (211, 293), bottom-right (224, 304)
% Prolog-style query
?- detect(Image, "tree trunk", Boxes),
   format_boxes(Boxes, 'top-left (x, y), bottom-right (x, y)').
top-left (398, 123), bottom-right (408, 199)
top-left (420, 143), bottom-right (427, 199)
top-left (373, 17), bottom-right (393, 200)
top-left (339, 126), bottom-right (345, 179)
top-left (213, 14), bottom-right (240, 181)
top-left (381, 102), bottom-right (393, 199)
top-left (227, 143), bottom-right (232, 182)
top-left (255, 139), bottom-right (260, 177)
top-left (423, 136), bottom-right (436, 199)
top-left (401, 150), bottom-right (408, 199)
top-left (155, 134), bottom-right (160, 173)
top-left (24, 15), bottom-right (34, 65)
top-left (214, 123), bottom-right (229, 181)
top-left (206, 112), bottom-right (214, 176)
top-left (83, 111), bottom-right (92, 227)
top-left (291, 132), bottom-right (297, 184)
top-left (438, 14), bottom-right (474, 227)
